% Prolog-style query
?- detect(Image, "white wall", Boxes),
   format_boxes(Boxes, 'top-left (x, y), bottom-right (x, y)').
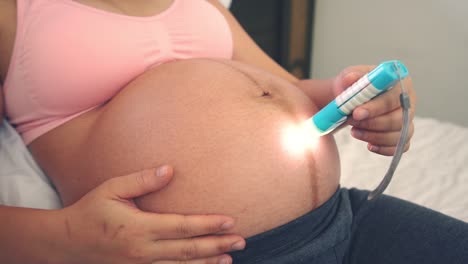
top-left (311, 0), bottom-right (468, 127)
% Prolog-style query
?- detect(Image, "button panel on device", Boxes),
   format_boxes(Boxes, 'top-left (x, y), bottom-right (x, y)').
top-left (336, 76), bottom-right (371, 106)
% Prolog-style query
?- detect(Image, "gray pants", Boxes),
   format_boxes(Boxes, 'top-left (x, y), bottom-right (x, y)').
top-left (230, 188), bottom-right (468, 264)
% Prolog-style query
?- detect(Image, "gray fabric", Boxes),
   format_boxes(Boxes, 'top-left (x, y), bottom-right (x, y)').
top-left (231, 188), bottom-right (352, 263)
top-left (231, 188), bottom-right (468, 264)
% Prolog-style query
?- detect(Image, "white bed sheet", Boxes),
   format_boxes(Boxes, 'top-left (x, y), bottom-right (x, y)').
top-left (1, 117), bottom-right (467, 222)
top-left (337, 117), bottom-right (468, 222)
top-left (0, 120), bottom-right (61, 209)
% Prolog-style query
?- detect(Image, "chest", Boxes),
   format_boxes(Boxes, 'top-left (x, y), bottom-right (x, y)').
top-left (25, 0), bottom-right (231, 78)
top-left (4, 0), bottom-right (232, 114)
top-left (72, 0), bottom-right (175, 17)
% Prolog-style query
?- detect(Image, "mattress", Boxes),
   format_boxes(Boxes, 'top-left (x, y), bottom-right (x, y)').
top-left (336, 117), bottom-right (468, 222)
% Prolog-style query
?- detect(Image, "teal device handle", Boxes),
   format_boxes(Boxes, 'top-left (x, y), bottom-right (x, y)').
top-left (310, 60), bottom-right (409, 135)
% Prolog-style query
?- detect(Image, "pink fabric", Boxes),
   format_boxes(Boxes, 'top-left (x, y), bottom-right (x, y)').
top-left (4, 0), bottom-right (233, 144)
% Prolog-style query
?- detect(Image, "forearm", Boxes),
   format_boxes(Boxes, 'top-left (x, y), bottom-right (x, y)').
top-left (233, 49), bottom-right (336, 108)
top-left (234, 46), bottom-right (335, 109)
top-left (295, 78), bottom-right (336, 109)
top-left (207, 1), bottom-right (336, 109)
top-left (0, 206), bottom-right (66, 264)
top-left (227, 23), bottom-right (335, 108)
top-left (229, 30), bottom-right (336, 108)
top-left (207, 0), bottom-right (297, 83)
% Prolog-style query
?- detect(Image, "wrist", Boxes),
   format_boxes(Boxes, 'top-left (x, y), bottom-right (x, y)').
top-left (23, 208), bottom-right (71, 264)
top-left (295, 78), bottom-right (335, 109)
top-left (47, 208), bottom-right (78, 264)
top-left (0, 206), bottom-right (68, 264)
top-left (33, 209), bottom-right (70, 264)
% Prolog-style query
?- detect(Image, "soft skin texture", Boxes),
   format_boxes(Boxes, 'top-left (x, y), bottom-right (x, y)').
top-left (29, 59), bottom-right (342, 237)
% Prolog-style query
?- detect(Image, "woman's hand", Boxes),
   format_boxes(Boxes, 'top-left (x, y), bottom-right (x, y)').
top-left (333, 65), bottom-right (416, 156)
top-left (59, 165), bottom-right (245, 264)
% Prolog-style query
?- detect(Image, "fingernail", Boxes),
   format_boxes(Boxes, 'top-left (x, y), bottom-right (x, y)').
top-left (221, 220), bottom-right (235, 230)
top-left (155, 166), bottom-right (168, 177)
top-left (355, 109), bottom-right (369, 121)
top-left (231, 241), bottom-right (246, 251)
top-left (218, 256), bottom-right (232, 264)
top-left (344, 71), bottom-right (364, 82)
top-left (369, 145), bottom-right (379, 152)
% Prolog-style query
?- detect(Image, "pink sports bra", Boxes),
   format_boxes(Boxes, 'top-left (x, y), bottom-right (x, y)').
top-left (4, 0), bottom-right (233, 145)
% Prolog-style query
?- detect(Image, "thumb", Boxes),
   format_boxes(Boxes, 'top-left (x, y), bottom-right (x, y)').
top-left (104, 165), bottom-right (174, 199)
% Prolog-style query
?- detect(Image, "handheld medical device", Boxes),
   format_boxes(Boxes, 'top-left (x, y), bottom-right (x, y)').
top-left (307, 60), bottom-right (408, 136)
top-left (305, 60), bottom-right (411, 200)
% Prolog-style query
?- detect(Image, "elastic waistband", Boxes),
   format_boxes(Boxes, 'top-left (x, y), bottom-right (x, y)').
top-left (231, 188), bottom-right (353, 263)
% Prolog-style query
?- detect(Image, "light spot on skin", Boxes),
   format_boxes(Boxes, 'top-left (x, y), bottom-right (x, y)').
top-left (281, 120), bottom-right (321, 156)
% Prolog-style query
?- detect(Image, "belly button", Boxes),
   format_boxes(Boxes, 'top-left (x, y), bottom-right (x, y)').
top-left (261, 90), bottom-right (271, 97)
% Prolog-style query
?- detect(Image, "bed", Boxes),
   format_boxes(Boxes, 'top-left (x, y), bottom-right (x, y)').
top-left (338, 117), bottom-right (468, 222)
top-left (1, 116), bottom-right (467, 222)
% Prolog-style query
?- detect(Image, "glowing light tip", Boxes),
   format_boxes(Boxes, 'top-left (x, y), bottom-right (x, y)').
top-left (281, 119), bottom-right (321, 155)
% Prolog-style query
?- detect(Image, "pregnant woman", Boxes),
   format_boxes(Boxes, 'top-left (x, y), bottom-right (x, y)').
top-left (2, 0), bottom-right (467, 264)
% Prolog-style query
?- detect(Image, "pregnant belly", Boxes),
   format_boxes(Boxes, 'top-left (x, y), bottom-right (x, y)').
top-left (30, 59), bottom-right (341, 237)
